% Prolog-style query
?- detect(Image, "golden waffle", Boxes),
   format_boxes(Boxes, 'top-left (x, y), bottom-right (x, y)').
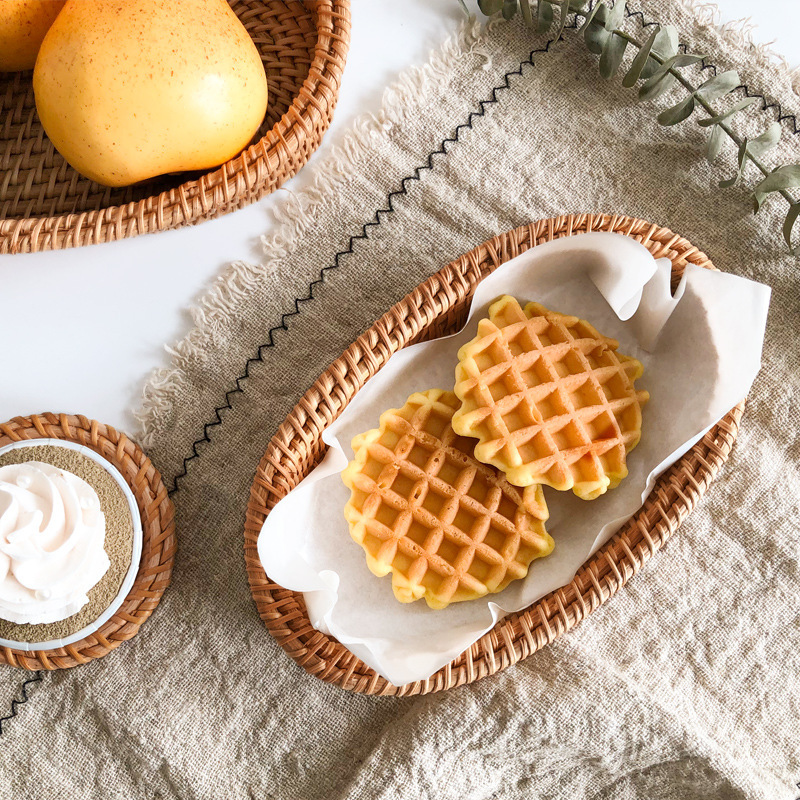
top-left (452, 296), bottom-right (649, 500)
top-left (342, 389), bottom-right (553, 610)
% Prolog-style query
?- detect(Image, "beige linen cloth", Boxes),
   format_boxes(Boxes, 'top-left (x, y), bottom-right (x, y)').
top-left (2, 2), bottom-right (799, 797)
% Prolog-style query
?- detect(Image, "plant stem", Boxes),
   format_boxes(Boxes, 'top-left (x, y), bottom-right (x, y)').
top-left (609, 29), bottom-right (794, 207)
top-left (518, 1), bottom-right (795, 209)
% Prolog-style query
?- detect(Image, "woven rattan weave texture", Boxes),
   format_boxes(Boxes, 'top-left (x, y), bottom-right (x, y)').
top-left (244, 213), bottom-right (744, 696)
top-left (0, 0), bottom-right (350, 254)
top-left (0, 413), bottom-right (176, 671)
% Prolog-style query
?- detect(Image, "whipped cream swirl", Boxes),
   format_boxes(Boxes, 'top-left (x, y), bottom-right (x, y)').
top-left (0, 462), bottom-right (110, 625)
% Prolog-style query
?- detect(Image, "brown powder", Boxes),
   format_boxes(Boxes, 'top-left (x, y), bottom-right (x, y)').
top-left (0, 444), bottom-right (135, 644)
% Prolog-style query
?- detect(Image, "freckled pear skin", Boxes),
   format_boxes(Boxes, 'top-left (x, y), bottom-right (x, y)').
top-left (33, 0), bottom-right (269, 187)
top-left (0, 0), bottom-right (66, 72)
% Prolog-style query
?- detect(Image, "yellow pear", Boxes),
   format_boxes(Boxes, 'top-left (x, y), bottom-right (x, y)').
top-left (0, 0), bottom-right (65, 72)
top-left (33, 0), bottom-right (268, 187)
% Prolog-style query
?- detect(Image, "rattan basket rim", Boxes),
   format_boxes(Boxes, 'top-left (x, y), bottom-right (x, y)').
top-left (0, 413), bottom-right (176, 671)
top-left (244, 212), bottom-right (743, 697)
top-left (0, 0), bottom-right (351, 254)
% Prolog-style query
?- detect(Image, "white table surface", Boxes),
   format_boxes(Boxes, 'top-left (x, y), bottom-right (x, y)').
top-left (2, 0), bottom-right (797, 435)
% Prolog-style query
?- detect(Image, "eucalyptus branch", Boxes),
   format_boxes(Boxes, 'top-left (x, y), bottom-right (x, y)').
top-left (469, 0), bottom-right (800, 253)
top-left (611, 29), bottom-right (793, 199)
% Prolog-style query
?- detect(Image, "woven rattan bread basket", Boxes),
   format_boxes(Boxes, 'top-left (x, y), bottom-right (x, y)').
top-left (0, 413), bottom-right (176, 670)
top-left (0, 0), bottom-right (350, 254)
top-left (244, 212), bottom-right (744, 697)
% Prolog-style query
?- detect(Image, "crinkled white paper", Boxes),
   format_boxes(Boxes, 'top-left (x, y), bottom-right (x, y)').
top-left (258, 232), bottom-right (771, 686)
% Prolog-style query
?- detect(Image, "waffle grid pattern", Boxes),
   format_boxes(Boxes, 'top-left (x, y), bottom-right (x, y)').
top-left (244, 213), bottom-right (741, 696)
top-left (453, 297), bottom-right (649, 500)
top-left (343, 390), bottom-right (552, 609)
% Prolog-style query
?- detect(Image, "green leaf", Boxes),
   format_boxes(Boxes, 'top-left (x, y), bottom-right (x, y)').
top-left (657, 94), bottom-right (695, 125)
top-left (457, 0), bottom-right (470, 15)
top-left (695, 70), bottom-right (740, 102)
top-left (654, 24), bottom-right (679, 55)
top-left (748, 121), bottom-right (781, 158)
top-left (599, 32), bottom-right (628, 79)
top-left (698, 97), bottom-right (758, 127)
top-left (478, 0), bottom-right (504, 14)
top-left (657, 53), bottom-right (705, 77)
top-left (578, 0), bottom-right (605, 31)
top-left (706, 124), bottom-right (724, 162)
top-left (719, 140), bottom-right (749, 188)
top-left (639, 73), bottom-right (675, 102)
top-left (753, 165), bottom-right (800, 212)
top-left (502, 0), bottom-right (518, 19)
top-left (718, 124), bottom-right (782, 189)
top-left (623, 25), bottom-right (660, 87)
top-left (644, 53), bottom-right (706, 85)
top-left (519, 0), bottom-right (533, 26)
top-left (583, 5), bottom-right (610, 55)
top-left (536, 0), bottom-right (553, 32)
top-left (604, 0), bottom-right (625, 32)
top-left (783, 203), bottom-right (800, 253)
top-left (569, 0), bottom-right (588, 8)
top-left (641, 24), bottom-right (678, 78)
top-left (585, 22), bottom-right (610, 55)
top-left (556, 0), bottom-right (571, 39)
top-left (674, 53), bottom-right (707, 66)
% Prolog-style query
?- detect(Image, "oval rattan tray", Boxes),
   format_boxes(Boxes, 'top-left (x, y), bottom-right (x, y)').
top-left (0, 0), bottom-right (350, 254)
top-left (244, 212), bottom-right (744, 696)
top-left (0, 413), bottom-right (176, 670)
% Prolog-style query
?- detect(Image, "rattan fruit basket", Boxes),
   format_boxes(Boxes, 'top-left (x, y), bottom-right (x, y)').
top-left (244, 213), bottom-right (744, 697)
top-left (0, 0), bottom-right (350, 254)
top-left (0, 413), bottom-right (176, 670)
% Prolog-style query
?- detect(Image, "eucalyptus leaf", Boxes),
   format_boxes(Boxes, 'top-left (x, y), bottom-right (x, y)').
top-left (569, 0), bottom-right (588, 8)
top-left (599, 33), bottom-right (628, 79)
top-left (641, 24), bottom-right (678, 79)
top-left (753, 165), bottom-right (800, 212)
top-left (623, 25), bottom-right (660, 87)
top-left (638, 73), bottom-right (676, 102)
top-left (478, 0), bottom-right (504, 14)
top-left (502, 0), bottom-right (518, 20)
top-left (748, 121), bottom-right (782, 158)
top-left (519, 0), bottom-right (533, 27)
top-left (783, 203), bottom-right (800, 252)
top-left (578, 0), bottom-right (605, 32)
top-left (536, 0), bottom-right (553, 32)
top-left (584, 21), bottom-right (610, 55)
top-left (604, 0), bottom-right (625, 32)
top-left (706, 124), bottom-right (724, 162)
top-left (654, 24), bottom-right (679, 55)
top-left (638, 53), bottom-right (704, 92)
top-left (719, 140), bottom-right (749, 188)
top-left (556, 0), bottom-right (571, 39)
top-left (695, 70), bottom-right (740, 103)
top-left (674, 53), bottom-right (707, 67)
top-left (698, 97), bottom-right (758, 127)
top-left (583, 5), bottom-right (611, 56)
top-left (657, 94), bottom-right (695, 125)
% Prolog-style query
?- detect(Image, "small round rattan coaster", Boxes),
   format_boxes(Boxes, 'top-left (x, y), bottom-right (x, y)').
top-left (0, 0), bottom-right (350, 254)
top-left (0, 413), bottom-right (176, 670)
top-left (244, 212), bottom-right (745, 697)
